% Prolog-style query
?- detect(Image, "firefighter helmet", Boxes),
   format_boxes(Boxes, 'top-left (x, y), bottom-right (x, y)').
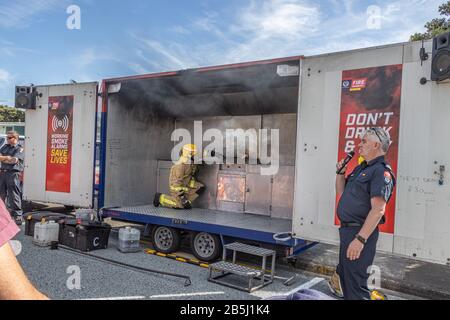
top-left (182, 144), bottom-right (197, 157)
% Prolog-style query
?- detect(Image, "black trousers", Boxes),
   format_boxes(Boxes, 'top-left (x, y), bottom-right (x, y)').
top-left (337, 226), bottom-right (379, 300)
top-left (0, 171), bottom-right (22, 218)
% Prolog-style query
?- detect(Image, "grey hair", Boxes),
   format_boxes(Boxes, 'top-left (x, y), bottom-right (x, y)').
top-left (365, 128), bottom-right (391, 153)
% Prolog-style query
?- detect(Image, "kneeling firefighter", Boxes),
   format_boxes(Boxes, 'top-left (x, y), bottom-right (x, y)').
top-left (153, 144), bottom-right (204, 209)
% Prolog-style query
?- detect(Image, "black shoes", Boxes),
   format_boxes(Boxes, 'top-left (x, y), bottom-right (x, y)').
top-left (180, 195), bottom-right (192, 209)
top-left (183, 202), bottom-right (192, 210)
top-left (153, 193), bottom-right (161, 207)
top-left (197, 186), bottom-right (206, 195)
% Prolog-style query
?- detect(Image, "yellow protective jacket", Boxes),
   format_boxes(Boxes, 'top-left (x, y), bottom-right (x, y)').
top-left (169, 158), bottom-right (198, 194)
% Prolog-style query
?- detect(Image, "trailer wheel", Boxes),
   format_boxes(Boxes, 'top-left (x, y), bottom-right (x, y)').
top-left (191, 232), bottom-right (222, 262)
top-left (151, 226), bottom-right (181, 254)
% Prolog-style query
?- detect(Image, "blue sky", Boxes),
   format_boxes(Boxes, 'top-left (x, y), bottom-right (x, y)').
top-left (0, 0), bottom-right (445, 105)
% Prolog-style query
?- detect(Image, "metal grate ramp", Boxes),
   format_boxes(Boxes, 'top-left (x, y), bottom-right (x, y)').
top-left (209, 261), bottom-right (262, 277)
top-left (224, 242), bottom-right (275, 257)
top-left (106, 205), bottom-right (292, 235)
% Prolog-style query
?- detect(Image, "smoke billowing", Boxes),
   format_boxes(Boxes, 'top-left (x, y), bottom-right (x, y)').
top-left (352, 65), bottom-right (403, 110)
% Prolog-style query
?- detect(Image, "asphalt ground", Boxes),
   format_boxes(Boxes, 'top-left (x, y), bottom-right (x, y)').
top-left (11, 225), bottom-right (424, 301)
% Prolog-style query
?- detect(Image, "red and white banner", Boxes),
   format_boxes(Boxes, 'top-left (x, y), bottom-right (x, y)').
top-left (336, 65), bottom-right (403, 234)
top-left (46, 96), bottom-right (74, 193)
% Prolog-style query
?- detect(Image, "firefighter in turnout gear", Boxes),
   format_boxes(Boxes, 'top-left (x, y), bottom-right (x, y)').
top-left (153, 144), bottom-right (205, 209)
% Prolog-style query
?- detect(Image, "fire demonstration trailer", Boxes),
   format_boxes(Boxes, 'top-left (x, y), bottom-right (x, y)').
top-left (20, 38), bottom-right (450, 264)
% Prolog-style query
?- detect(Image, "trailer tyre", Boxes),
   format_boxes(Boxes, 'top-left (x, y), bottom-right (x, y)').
top-left (191, 232), bottom-right (222, 262)
top-left (151, 226), bottom-right (181, 254)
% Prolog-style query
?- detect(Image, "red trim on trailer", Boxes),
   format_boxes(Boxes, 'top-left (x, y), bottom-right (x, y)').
top-left (101, 81), bottom-right (108, 113)
top-left (104, 71), bottom-right (179, 83)
top-left (102, 56), bottom-right (303, 83)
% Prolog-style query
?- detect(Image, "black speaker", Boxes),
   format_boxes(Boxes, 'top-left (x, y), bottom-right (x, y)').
top-left (15, 86), bottom-right (37, 109)
top-left (431, 32), bottom-right (450, 81)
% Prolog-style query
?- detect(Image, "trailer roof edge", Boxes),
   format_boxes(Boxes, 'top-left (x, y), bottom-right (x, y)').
top-left (103, 56), bottom-right (304, 83)
top-left (303, 40), bottom-right (429, 59)
top-left (32, 81), bottom-right (98, 88)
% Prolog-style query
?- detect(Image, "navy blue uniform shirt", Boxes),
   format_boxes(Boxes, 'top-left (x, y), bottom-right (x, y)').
top-left (0, 144), bottom-right (24, 172)
top-left (337, 155), bottom-right (395, 225)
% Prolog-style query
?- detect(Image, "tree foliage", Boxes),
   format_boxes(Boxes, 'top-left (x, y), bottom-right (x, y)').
top-left (410, 1), bottom-right (450, 41)
top-left (0, 105), bottom-right (25, 122)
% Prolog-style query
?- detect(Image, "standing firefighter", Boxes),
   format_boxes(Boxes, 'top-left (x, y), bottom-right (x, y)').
top-left (154, 144), bottom-right (204, 210)
top-left (0, 131), bottom-right (24, 225)
top-left (332, 127), bottom-right (396, 300)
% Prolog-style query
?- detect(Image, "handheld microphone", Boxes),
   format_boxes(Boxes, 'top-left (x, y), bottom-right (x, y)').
top-left (336, 151), bottom-right (355, 174)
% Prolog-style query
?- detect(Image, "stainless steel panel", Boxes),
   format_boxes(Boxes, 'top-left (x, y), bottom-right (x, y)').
top-left (262, 114), bottom-right (297, 166)
top-left (158, 160), bottom-right (173, 170)
top-left (157, 160), bottom-right (172, 195)
top-left (220, 164), bottom-right (246, 173)
top-left (246, 164), bottom-right (269, 174)
top-left (218, 201), bottom-right (244, 213)
top-left (245, 173), bottom-right (272, 216)
top-left (175, 116), bottom-right (262, 160)
top-left (104, 95), bottom-right (175, 208)
top-left (271, 166), bottom-right (295, 220)
top-left (157, 168), bottom-right (170, 195)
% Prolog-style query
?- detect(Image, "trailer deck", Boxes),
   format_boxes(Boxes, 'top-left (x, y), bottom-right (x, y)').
top-left (102, 205), bottom-right (310, 251)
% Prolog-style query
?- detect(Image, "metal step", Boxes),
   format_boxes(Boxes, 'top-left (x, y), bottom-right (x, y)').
top-left (208, 242), bottom-right (276, 292)
top-left (209, 261), bottom-right (262, 277)
top-left (224, 242), bottom-right (276, 257)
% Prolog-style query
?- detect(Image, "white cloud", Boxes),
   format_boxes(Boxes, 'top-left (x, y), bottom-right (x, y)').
top-left (0, 69), bottom-right (13, 106)
top-left (236, 0), bottom-right (320, 39)
top-left (74, 48), bottom-right (121, 69)
top-left (241, 0), bottom-right (445, 56)
top-left (170, 25), bottom-right (191, 35)
top-left (77, 48), bottom-right (97, 68)
top-left (223, 0), bottom-right (321, 61)
top-left (0, 0), bottom-right (65, 28)
top-left (142, 40), bottom-right (187, 69)
top-left (127, 0), bottom-right (445, 72)
top-left (128, 62), bottom-right (150, 75)
top-left (155, 0), bottom-right (322, 65)
top-left (0, 39), bottom-right (39, 58)
top-left (0, 69), bottom-right (12, 82)
top-left (192, 11), bottom-right (228, 39)
top-left (130, 33), bottom-right (198, 71)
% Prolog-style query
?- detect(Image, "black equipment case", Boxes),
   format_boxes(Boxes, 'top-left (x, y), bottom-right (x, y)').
top-left (59, 219), bottom-right (111, 252)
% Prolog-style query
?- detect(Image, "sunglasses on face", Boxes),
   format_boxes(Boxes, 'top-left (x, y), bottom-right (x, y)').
top-left (7, 136), bottom-right (16, 140)
top-left (368, 128), bottom-right (382, 143)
